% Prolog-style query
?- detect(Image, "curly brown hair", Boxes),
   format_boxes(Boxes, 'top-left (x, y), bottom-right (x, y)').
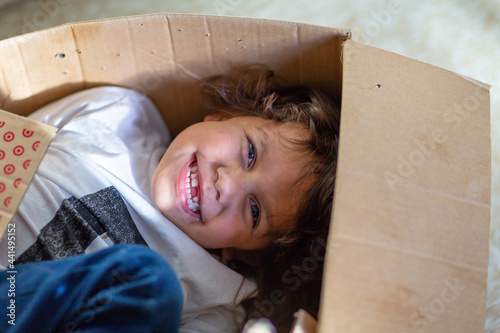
top-left (201, 65), bottom-right (341, 332)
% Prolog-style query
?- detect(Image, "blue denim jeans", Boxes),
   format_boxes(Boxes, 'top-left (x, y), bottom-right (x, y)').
top-left (0, 244), bottom-right (183, 333)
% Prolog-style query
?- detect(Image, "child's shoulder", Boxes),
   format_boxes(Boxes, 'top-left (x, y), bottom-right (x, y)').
top-left (29, 86), bottom-right (164, 130)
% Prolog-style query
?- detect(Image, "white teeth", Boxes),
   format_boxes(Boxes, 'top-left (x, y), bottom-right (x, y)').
top-left (186, 163), bottom-right (200, 214)
top-left (188, 202), bottom-right (199, 213)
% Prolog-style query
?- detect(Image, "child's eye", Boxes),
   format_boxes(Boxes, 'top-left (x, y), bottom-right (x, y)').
top-left (250, 198), bottom-right (260, 228)
top-left (247, 137), bottom-right (256, 168)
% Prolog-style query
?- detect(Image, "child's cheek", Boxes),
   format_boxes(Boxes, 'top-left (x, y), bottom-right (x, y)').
top-left (210, 221), bottom-right (243, 247)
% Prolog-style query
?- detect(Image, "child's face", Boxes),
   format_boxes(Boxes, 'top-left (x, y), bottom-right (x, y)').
top-left (152, 115), bottom-right (311, 250)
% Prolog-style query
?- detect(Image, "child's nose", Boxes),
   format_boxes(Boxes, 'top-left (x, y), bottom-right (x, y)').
top-left (215, 166), bottom-right (249, 204)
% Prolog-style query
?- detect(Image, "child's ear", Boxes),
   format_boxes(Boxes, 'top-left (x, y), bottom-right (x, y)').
top-left (203, 111), bottom-right (232, 122)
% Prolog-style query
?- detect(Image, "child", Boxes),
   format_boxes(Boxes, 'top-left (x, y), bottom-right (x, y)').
top-left (198, 67), bottom-right (340, 332)
top-left (0, 66), bottom-right (340, 332)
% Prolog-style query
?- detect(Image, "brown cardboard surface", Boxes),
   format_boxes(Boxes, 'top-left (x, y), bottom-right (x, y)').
top-left (318, 40), bottom-right (490, 332)
top-left (0, 13), bottom-right (349, 137)
top-left (0, 110), bottom-right (56, 238)
top-left (0, 13), bottom-right (491, 333)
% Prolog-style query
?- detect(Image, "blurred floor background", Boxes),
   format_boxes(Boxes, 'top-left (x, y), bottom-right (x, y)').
top-left (1, 0), bottom-right (499, 331)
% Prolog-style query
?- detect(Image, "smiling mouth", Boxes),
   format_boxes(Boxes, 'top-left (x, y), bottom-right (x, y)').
top-left (185, 160), bottom-right (201, 216)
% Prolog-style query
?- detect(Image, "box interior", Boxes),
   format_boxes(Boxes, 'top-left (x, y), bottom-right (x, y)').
top-left (0, 13), bottom-right (491, 333)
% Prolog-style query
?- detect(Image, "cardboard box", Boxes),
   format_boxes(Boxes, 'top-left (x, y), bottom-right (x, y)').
top-left (0, 13), bottom-right (491, 332)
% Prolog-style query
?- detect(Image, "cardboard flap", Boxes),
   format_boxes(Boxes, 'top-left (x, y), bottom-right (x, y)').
top-left (319, 41), bottom-right (491, 332)
top-left (0, 110), bottom-right (57, 238)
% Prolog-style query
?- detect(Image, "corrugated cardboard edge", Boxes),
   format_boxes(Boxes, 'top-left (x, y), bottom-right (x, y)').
top-left (0, 12), bottom-right (353, 44)
top-left (454, 73), bottom-right (492, 91)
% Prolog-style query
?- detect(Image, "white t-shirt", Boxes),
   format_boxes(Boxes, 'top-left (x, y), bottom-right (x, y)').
top-left (0, 87), bottom-right (256, 333)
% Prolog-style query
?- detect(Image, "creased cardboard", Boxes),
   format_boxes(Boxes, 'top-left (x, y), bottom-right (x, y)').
top-left (0, 13), bottom-right (491, 333)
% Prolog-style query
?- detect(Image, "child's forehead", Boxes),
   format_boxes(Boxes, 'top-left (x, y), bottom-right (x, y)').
top-left (230, 116), bottom-right (309, 138)
top-left (248, 120), bottom-right (314, 182)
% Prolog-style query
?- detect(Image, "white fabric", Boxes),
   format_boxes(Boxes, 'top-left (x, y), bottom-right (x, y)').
top-left (0, 86), bottom-right (256, 333)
